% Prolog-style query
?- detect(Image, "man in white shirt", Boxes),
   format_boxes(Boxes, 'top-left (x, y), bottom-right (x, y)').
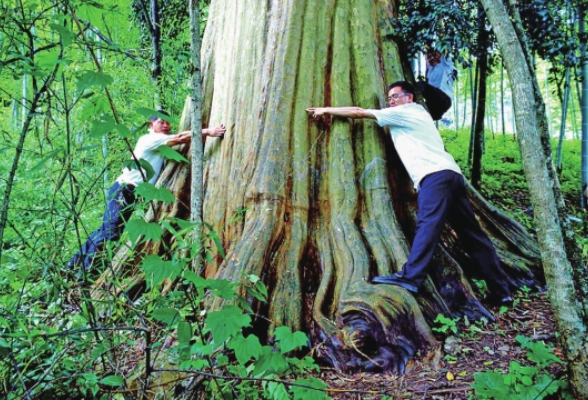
top-left (67, 113), bottom-right (226, 272)
top-left (306, 81), bottom-right (512, 305)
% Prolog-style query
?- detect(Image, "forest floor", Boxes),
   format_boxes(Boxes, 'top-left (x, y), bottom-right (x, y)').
top-left (318, 291), bottom-right (563, 399)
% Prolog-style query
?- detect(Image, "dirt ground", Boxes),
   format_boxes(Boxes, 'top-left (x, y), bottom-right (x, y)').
top-left (319, 291), bottom-right (563, 399)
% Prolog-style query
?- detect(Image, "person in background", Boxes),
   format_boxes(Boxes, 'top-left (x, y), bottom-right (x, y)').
top-left (417, 49), bottom-right (456, 121)
top-left (66, 113), bottom-right (226, 272)
top-left (305, 81), bottom-right (512, 306)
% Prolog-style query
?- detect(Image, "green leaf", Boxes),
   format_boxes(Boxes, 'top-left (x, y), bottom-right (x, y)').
top-left (290, 378), bottom-right (328, 400)
top-left (36, 49), bottom-right (61, 69)
top-left (49, 23), bottom-right (74, 46)
top-left (157, 145), bottom-right (189, 163)
top-left (140, 254), bottom-right (183, 287)
top-left (267, 381), bottom-right (289, 400)
top-left (77, 71), bottom-right (114, 91)
top-left (471, 371), bottom-right (512, 398)
top-left (125, 220), bottom-right (163, 243)
top-left (152, 308), bottom-right (181, 326)
top-left (228, 334), bottom-right (262, 365)
top-left (122, 159), bottom-right (156, 182)
top-left (177, 321), bottom-right (193, 346)
top-left (134, 182), bottom-right (175, 203)
top-left (99, 375), bottom-right (124, 387)
top-left (89, 117), bottom-right (116, 138)
top-left (205, 222), bottom-right (226, 258)
top-left (253, 346), bottom-right (289, 376)
top-left (274, 326), bottom-right (308, 354)
top-left (204, 306), bottom-right (251, 344)
top-left (207, 279), bottom-right (237, 299)
top-left (115, 124), bottom-right (131, 138)
top-left (136, 107), bottom-right (178, 124)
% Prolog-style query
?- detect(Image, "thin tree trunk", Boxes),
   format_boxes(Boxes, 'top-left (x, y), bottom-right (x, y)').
top-left (468, 62), bottom-right (478, 168)
top-left (580, 5), bottom-right (588, 209)
top-left (501, 61), bottom-right (506, 135)
top-left (556, 67), bottom-right (571, 171)
top-left (482, 0), bottom-right (588, 397)
top-left (189, 0), bottom-right (204, 271)
top-left (472, 10), bottom-right (488, 188)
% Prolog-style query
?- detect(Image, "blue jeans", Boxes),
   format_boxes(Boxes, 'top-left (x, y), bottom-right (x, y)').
top-left (398, 170), bottom-right (510, 297)
top-left (67, 181), bottom-right (136, 271)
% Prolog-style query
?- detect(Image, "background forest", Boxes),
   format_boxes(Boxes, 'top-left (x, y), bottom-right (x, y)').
top-left (1, 0), bottom-right (587, 399)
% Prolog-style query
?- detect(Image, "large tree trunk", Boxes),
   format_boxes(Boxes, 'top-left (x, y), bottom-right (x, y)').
top-left (482, 0), bottom-right (588, 397)
top-left (94, 0), bottom-right (541, 373)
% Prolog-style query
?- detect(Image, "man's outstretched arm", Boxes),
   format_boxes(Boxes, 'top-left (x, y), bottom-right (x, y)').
top-left (305, 107), bottom-right (376, 120)
top-left (167, 124), bottom-right (226, 146)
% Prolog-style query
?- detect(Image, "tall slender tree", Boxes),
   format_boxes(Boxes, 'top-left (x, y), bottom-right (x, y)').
top-left (482, 0), bottom-right (588, 396)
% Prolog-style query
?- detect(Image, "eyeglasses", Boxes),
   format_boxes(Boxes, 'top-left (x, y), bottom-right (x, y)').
top-left (387, 93), bottom-right (408, 101)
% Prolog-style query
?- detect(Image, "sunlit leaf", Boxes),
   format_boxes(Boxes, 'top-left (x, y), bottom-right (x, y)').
top-left (203, 306), bottom-right (251, 344)
top-left (134, 182), bottom-right (175, 203)
top-left (125, 219), bottom-right (163, 243)
top-left (157, 145), bottom-right (188, 163)
top-left (99, 375), bottom-right (124, 387)
top-left (228, 334), bottom-right (262, 365)
top-left (274, 326), bottom-right (308, 354)
top-left (151, 308), bottom-right (181, 326)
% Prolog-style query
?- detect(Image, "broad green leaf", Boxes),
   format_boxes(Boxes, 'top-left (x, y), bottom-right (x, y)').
top-left (77, 71), bottom-right (114, 91)
top-left (49, 23), bottom-right (74, 46)
top-left (157, 145), bottom-right (188, 163)
top-left (136, 107), bottom-right (178, 124)
top-left (99, 375), bottom-right (124, 387)
top-left (252, 346), bottom-right (288, 376)
top-left (204, 306), bottom-right (251, 344)
top-left (207, 279), bottom-right (237, 300)
top-left (177, 321), bottom-right (193, 346)
top-left (228, 334), bottom-right (262, 365)
top-left (125, 220), bottom-right (163, 243)
top-left (81, 95), bottom-right (110, 119)
top-left (122, 159), bottom-right (156, 182)
top-left (267, 381), bottom-right (289, 400)
top-left (134, 182), bottom-right (175, 203)
top-left (290, 378), bottom-right (328, 400)
top-left (274, 326), bottom-right (308, 354)
top-left (89, 117), bottom-right (116, 138)
top-left (471, 371), bottom-right (512, 398)
top-left (77, 1), bottom-right (104, 26)
top-left (115, 124), bottom-right (131, 138)
top-left (140, 254), bottom-right (182, 287)
top-left (36, 49), bottom-right (61, 69)
top-left (183, 270), bottom-right (210, 290)
top-left (151, 308), bottom-right (181, 326)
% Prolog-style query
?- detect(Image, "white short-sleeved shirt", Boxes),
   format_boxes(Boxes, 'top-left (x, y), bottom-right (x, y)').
top-left (368, 103), bottom-right (462, 190)
top-left (427, 55), bottom-right (455, 101)
top-left (116, 132), bottom-right (176, 186)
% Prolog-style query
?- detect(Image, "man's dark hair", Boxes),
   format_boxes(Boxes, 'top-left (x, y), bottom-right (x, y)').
top-left (387, 81), bottom-right (415, 96)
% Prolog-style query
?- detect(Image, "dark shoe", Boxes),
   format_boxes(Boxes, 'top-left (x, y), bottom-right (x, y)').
top-left (372, 273), bottom-right (419, 294)
top-left (487, 295), bottom-right (513, 307)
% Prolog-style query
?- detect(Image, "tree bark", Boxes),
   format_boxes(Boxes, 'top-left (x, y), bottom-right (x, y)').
top-left (189, 0), bottom-right (204, 271)
top-left (481, 0), bottom-right (588, 397)
top-left (95, 0), bottom-right (542, 373)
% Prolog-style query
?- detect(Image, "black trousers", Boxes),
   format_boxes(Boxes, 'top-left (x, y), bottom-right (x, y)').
top-left (398, 170), bottom-right (510, 298)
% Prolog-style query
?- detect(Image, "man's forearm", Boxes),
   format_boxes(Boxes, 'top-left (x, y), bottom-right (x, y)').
top-left (306, 107), bottom-right (375, 120)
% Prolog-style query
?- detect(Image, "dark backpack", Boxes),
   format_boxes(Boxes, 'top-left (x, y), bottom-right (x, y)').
top-left (417, 81), bottom-right (452, 121)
